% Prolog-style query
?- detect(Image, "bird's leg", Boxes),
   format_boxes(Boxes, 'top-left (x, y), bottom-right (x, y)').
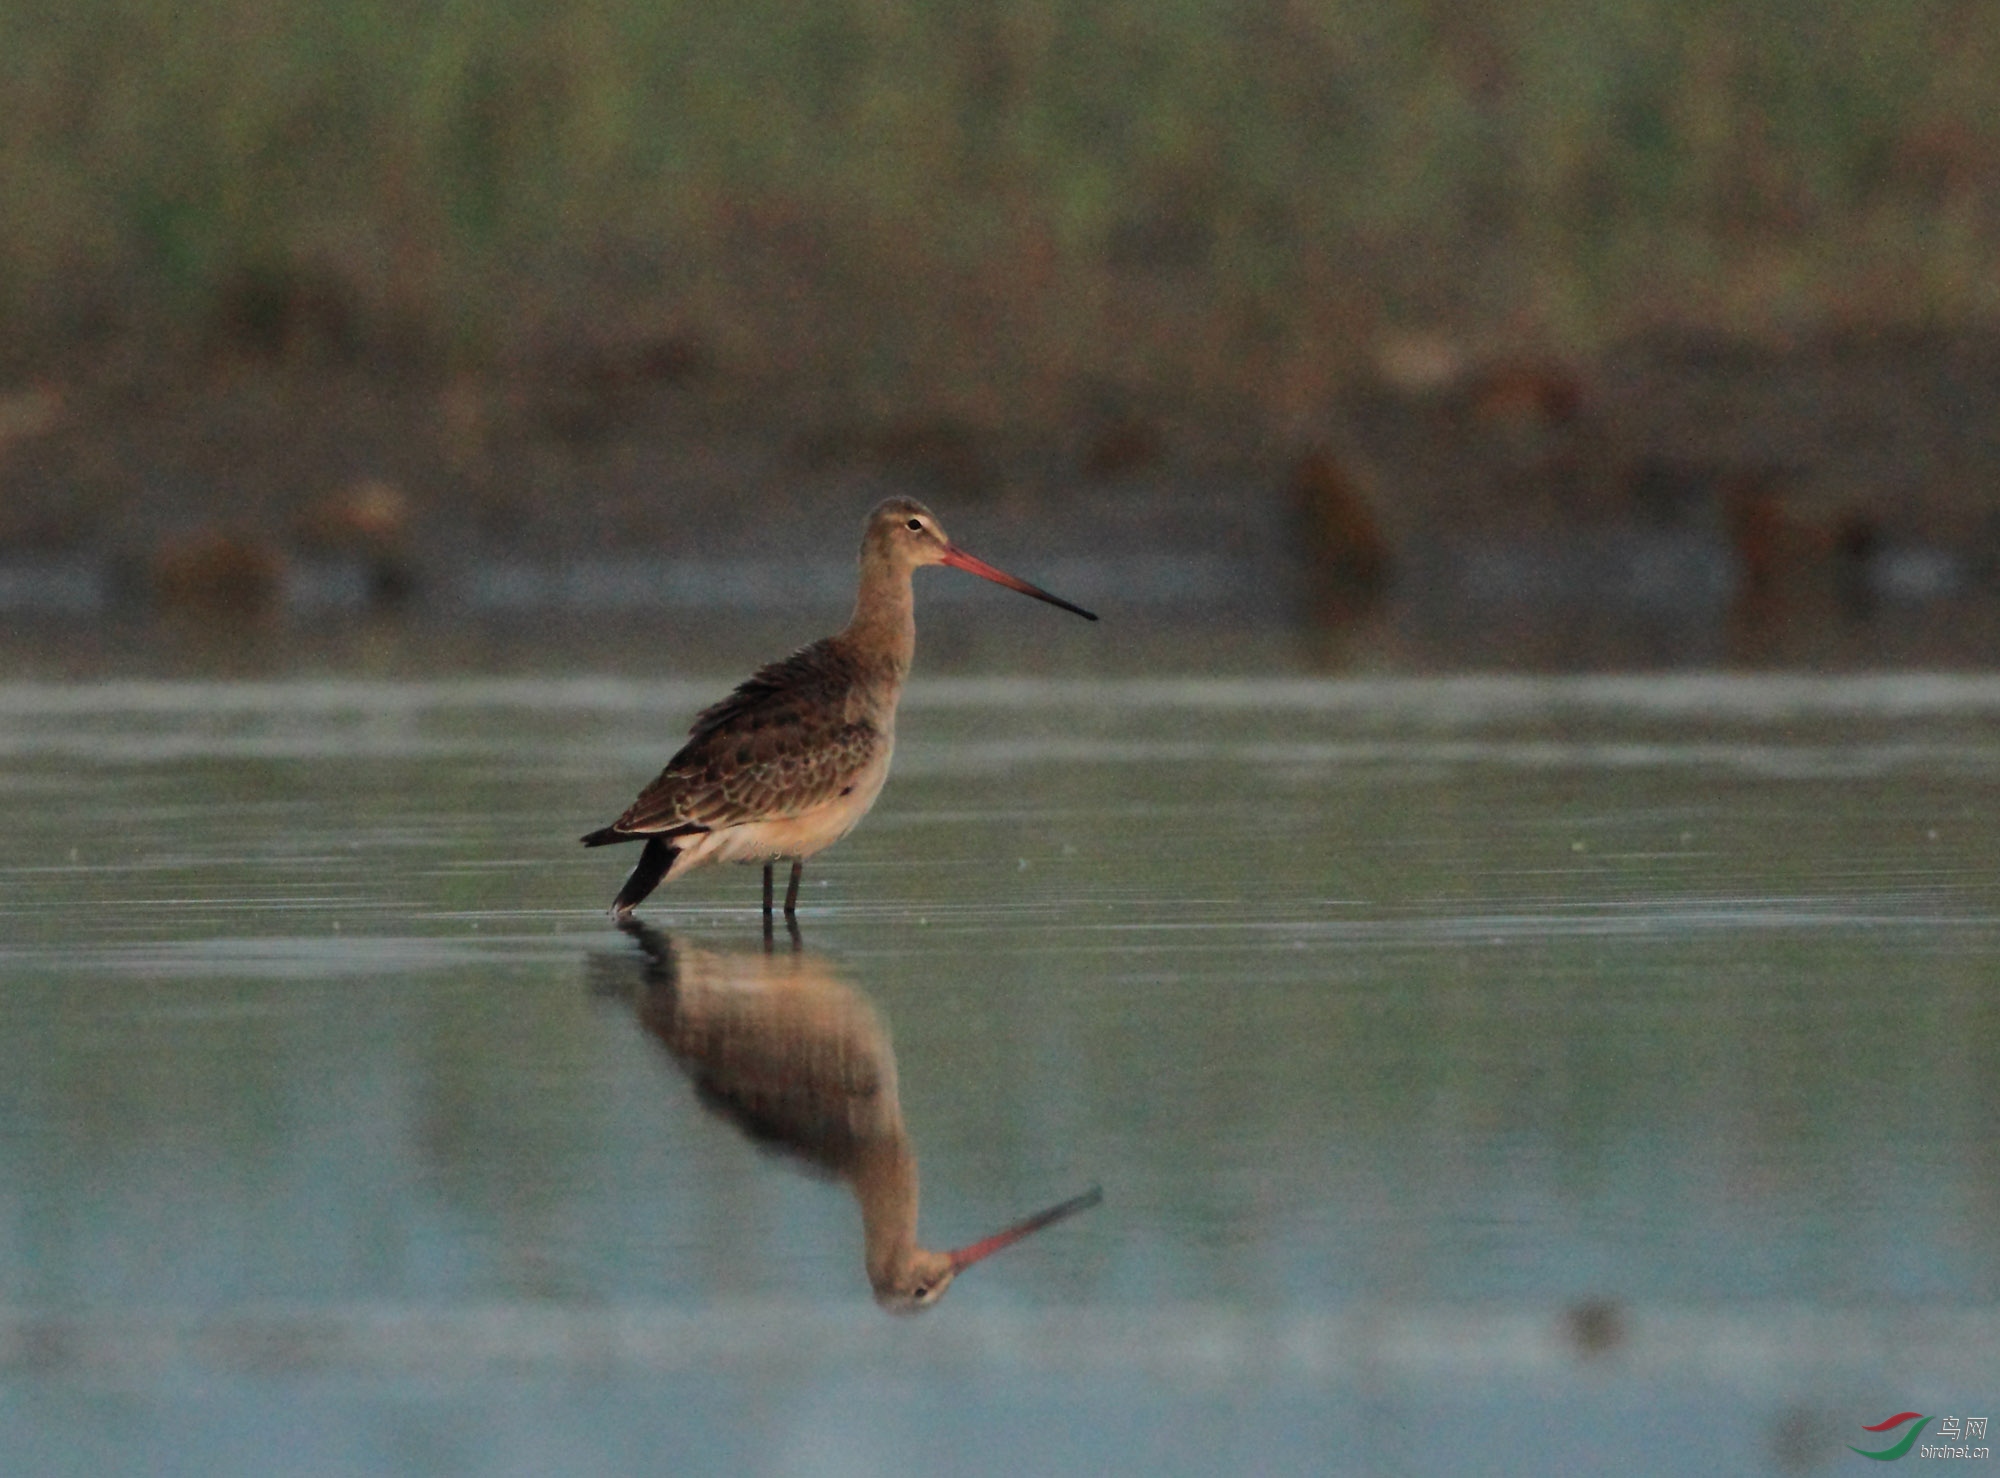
top-left (784, 859), bottom-right (804, 921)
top-left (762, 861), bottom-right (775, 919)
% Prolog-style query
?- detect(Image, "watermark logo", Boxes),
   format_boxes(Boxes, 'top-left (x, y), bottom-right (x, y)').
top-left (1852, 1414), bottom-right (1931, 1461)
top-left (1851, 1414), bottom-right (1991, 1462)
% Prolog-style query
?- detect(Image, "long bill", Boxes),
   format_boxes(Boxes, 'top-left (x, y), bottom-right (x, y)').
top-left (940, 545), bottom-right (1099, 621)
top-left (946, 1184), bottom-right (1104, 1273)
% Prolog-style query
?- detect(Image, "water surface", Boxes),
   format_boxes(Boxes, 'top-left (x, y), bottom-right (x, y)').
top-left (2, 675), bottom-right (1997, 1474)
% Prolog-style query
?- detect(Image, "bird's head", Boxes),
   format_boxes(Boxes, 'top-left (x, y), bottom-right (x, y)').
top-left (864, 497), bottom-right (952, 570)
top-left (860, 498), bottom-right (1097, 620)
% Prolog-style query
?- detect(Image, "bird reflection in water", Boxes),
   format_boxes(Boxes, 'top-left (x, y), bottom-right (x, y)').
top-left (591, 922), bottom-right (1100, 1313)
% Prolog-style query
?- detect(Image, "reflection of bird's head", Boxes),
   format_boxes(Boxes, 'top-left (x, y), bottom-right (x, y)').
top-left (873, 1185), bottom-right (1105, 1315)
top-left (873, 1246), bottom-right (959, 1315)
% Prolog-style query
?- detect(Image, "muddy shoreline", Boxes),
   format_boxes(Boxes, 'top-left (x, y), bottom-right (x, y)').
top-left (2, 327), bottom-right (1997, 673)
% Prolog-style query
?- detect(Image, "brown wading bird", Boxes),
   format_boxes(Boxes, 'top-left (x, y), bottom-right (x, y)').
top-left (582, 498), bottom-right (1097, 921)
top-left (593, 923), bottom-right (1102, 1311)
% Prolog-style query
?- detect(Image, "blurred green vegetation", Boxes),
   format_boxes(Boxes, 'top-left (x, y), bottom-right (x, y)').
top-left (5, 0), bottom-right (1999, 420)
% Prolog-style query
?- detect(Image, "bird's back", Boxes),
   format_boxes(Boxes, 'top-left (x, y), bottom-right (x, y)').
top-left (614, 637), bottom-right (901, 836)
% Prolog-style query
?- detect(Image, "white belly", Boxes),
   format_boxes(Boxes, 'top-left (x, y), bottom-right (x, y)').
top-left (668, 740), bottom-right (894, 877)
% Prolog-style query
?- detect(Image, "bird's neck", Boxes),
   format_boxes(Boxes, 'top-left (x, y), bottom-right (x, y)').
top-left (839, 554), bottom-right (916, 681)
top-left (854, 1135), bottom-right (919, 1294)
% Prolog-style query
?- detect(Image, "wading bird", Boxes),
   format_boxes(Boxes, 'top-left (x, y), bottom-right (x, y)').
top-left (592, 924), bottom-right (1101, 1311)
top-left (582, 498), bottom-right (1096, 921)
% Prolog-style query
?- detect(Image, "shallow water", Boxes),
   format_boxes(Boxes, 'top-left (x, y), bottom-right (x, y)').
top-left (2, 675), bottom-right (1998, 1475)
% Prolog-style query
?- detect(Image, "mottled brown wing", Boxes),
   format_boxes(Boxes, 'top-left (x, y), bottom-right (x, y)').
top-left (611, 642), bottom-right (882, 835)
top-left (686, 1013), bottom-right (890, 1176)
top-left (627, 934), bottom-right (897, 1175)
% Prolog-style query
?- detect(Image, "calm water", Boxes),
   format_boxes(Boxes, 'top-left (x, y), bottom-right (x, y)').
top-left (2, 674), bottom-right (1998, 1475)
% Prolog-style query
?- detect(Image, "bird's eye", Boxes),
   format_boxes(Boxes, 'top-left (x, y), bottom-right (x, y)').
top-left (905, 517), bottom-right (923, 531)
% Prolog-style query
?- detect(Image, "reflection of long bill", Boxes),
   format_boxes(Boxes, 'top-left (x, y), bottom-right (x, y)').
top-left (947, 1184), bottom-right (1105, 1273)
top-left (940, 545), bottom-right (1099, 622)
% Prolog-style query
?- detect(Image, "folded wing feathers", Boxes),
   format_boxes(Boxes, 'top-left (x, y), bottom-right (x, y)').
top-left (611, 642), bottom-right (885, 836)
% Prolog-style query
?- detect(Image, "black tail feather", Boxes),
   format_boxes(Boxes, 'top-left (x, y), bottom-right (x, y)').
top-left (611, 837), bottom-right (676, 916)
top-left (581, 826), bottom-right (635, 847)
